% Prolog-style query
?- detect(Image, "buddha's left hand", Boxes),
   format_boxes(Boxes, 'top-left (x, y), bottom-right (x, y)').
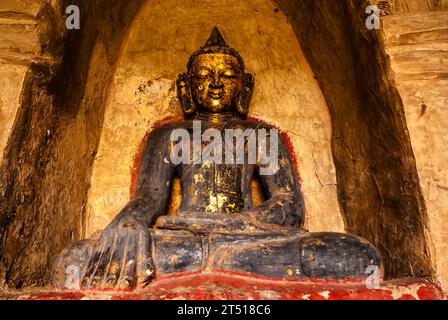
top-left (155, 212), bottom-right (289, 234)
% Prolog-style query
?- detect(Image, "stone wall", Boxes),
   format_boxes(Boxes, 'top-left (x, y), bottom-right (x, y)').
top-left (383, 7), bottom-right (448, 289)
top-left (0, 0), bottom-right (146, 288)
top-left (387, 0), bottom-right (447, 13)
top-left (0, 0), bottom-right (41, 164)
top-left (0, 0), bottom-right (60, 288)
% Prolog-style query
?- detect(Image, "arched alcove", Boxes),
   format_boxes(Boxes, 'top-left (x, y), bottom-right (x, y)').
top-left (0, 0), bottom-right (434, 288)
top-left (85, 0), bottom-right (344, 239)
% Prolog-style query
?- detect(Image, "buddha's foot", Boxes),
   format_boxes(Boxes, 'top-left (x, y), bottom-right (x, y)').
top-left (295, 232), bottom-right (383, 279)
top-left (52, 238), bottom-right (96, 289)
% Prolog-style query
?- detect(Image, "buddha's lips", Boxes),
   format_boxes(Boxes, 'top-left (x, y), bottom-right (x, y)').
top-left (209, 90), bottom-right (224, 99)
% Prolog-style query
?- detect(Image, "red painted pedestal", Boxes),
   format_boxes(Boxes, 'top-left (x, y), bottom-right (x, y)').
top-left (2, 271), bottom-right (444, 300)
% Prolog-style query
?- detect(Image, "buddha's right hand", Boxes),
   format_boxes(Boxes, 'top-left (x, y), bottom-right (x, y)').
top-left (81, 216), bottom-right (154, 290)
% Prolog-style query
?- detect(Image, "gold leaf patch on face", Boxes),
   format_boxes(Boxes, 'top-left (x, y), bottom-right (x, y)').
top-left (191, 53), bottom-right (243, 113)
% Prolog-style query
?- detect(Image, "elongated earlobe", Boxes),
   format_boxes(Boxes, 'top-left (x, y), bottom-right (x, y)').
top-left (236, 73), bottom-right (254, 116)
top-left (176, 73), bottom-right (196, 117)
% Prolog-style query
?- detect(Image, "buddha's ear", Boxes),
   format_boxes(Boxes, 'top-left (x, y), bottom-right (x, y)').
top-left (236, 73), bottom-right (254, 116)
top-left (176, 73), bottom-right (196, 117)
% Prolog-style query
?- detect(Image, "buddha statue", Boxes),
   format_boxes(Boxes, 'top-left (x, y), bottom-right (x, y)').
top-left (53, 27), bottom-right (382, 290)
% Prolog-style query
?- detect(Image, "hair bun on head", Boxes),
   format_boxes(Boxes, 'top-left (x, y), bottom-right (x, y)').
top-left (187, 26), bottom-right (245, 71)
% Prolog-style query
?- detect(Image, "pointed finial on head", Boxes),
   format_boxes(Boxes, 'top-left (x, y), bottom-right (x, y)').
top-left (203, 26), bottom-right (229, 48)
top-left (187, 26), bottom-right (245, 71)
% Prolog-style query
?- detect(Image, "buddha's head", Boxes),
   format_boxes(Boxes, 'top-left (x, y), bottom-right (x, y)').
top-left (177, 27), bottom-right (254, 117)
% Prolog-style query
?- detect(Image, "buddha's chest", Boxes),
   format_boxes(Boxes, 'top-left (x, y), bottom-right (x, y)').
top-left (181, 162), bottom-right (251, 213)
top-left (175, 121), bottom-right (259, 213)
top-left (175, 122), bottom-right (262, 165)
top-left (192, 162), bottom-right (243, 191)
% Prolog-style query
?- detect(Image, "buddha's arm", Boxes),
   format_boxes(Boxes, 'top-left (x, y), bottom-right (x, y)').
top-left (82, 126), bottom-right (175, 289)
top-left (244, 132), bottom-right (305, 228)
top-left (208, 131), bottom-right (305, 230)
top-left (114, 125), bottom-right (176, 227)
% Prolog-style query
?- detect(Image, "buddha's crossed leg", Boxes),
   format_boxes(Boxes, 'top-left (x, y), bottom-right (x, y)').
top-left (53, 229), bottom-right (382, 289)
top-left (152, 230), bottom-right (382, 279)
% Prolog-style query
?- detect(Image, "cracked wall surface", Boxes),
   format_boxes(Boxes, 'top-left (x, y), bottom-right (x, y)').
top-left (0, 0), bottom-right (147, 288)
top-left (0, 0), bottom-right (42, 160)
top-left (383, 8), bottom-right (448, 290)
top-left (85, 0), bottom-right (344, 237)
top-left (0, 0), bottom-right (64, 288)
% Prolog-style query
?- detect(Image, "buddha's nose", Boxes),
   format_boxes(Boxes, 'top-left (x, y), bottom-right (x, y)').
top-left (210, 71), bottom-right (223, 88)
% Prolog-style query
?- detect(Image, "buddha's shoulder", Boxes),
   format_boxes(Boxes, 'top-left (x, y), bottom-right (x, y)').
top-left (230, 118), bottom-right (277, 130)
top-left (149, 120), bottom-right (191, 136)
top-left (151, 118), bottom-right (278, 134)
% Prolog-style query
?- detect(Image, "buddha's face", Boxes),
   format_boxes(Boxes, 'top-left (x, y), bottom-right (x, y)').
top-left (190, 53), bottom-right (243, 113)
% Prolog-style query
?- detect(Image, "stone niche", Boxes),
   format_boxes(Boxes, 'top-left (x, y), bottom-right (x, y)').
top-left (85, 0), bottom-right (344, 238)
top-left (0, 0), bottom-right (440, 290)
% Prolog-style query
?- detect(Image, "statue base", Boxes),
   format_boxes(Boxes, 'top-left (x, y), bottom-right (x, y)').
top-left (1, 271), bottom-right (444, 300)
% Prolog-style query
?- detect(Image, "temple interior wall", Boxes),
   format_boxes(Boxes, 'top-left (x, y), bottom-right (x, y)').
top-left (0, 0), bottom-right (42, 162)
top-left (382, 7), bottom-right (448, 290)
top-left (0, 0), bottom-right (145, 287)
top-left (0, 0), bottom-right (446, 290)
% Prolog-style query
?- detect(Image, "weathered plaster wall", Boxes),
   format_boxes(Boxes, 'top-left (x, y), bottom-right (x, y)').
top-left (85, 0), bottom-right (344, 237)
top-left (0, 0), bottom-right (55, 289)
top-left (0, 0), bottom-right (42, 160)
top-left (0, 66), bottom-right (27, 158)
top-left (383, 8), bottom-right (448, 289)
top-left (0, 0), bottom-right (442, 288)
top-left (0, 0), bottom-right (146, 288)
top-left (390, 0), bottom-right (448, 12)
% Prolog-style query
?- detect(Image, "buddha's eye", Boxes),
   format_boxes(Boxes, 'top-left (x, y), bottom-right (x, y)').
top-left (223, 70), bottom-right (238, 78)
top-left (197, 69), bottom-right (210, 77)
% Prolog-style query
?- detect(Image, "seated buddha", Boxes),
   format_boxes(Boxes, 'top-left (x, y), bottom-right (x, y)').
top-left (53, 27), bottom-right (383, 290)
